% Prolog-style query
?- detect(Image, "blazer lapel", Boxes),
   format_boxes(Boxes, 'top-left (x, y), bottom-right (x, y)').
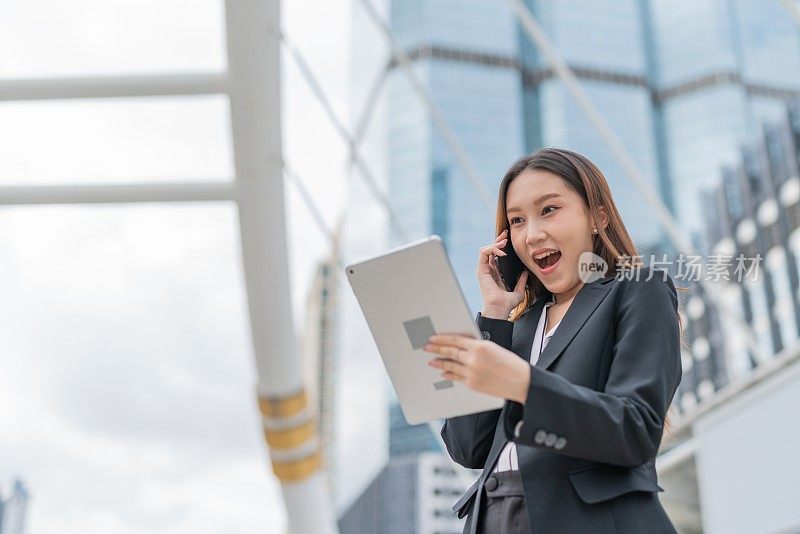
top-left (534, 276), bottom-right (616, 370)
top-left (511, 294), bottom-right (548, 363)
top-left (483, 276), bottom-right (618, 476)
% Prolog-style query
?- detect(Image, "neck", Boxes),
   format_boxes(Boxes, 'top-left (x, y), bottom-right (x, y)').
top-left (553, 281), bottom-right (583, 305)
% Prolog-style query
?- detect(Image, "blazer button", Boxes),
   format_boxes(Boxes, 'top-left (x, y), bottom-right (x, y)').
top-left (513, 420), bottom-right (524, 438)
top-left (534, 429), bottom-right (547, 444)
top-left (554, 437), bottom-right (567, 450)
top-left (481, 330), bottom-right (491, 340)
top-left (545, 433), bottom-right (557, 447)
top-left (484, 475), bottom-right (499, 491)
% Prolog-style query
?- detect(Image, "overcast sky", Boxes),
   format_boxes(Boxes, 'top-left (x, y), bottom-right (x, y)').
top-left (0, 1), bottom-right (383, 532)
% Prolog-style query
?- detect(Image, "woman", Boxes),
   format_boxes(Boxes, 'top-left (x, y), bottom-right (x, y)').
top-left (424, 148), bottom-right (686, 534)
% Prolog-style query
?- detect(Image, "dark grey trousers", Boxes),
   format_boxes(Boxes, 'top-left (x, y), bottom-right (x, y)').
top-left (476, 470), bottom-right (532, 534)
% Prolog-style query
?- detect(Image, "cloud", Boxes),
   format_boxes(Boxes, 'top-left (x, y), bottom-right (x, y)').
top-left (0, 205), bottom-right (285, 533)
top-left (0, 0), bottom-right (359, 531)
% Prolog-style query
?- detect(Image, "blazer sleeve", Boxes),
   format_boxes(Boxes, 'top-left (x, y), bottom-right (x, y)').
top-left (501, 274), bottom-right (682, 468)
top-left (439, 312), bottom-right (513, 469)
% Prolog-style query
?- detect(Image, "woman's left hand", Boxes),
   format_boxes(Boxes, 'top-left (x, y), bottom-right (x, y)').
top-left (424, 334), bottom-right (531, 404)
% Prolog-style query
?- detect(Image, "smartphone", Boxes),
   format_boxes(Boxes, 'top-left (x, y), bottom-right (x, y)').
top-left (495, 237), bottom-right (527, 292)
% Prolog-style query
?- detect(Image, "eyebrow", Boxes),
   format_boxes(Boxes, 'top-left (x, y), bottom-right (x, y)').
top-left (506, 193), bottom-right (563, 214)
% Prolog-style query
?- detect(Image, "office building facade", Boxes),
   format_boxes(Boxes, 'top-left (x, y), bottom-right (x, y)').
top-left (385, 0), bottom-right (800, 308)
top-left (384, 0), bottom-right (800, 398)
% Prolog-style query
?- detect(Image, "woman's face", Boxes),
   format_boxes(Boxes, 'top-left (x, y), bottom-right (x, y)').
top-left (505, 169), bottom-right (602, 297)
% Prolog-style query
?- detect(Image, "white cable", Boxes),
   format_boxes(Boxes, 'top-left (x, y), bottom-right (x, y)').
top-left (351, 67), bottom-right (388, 150)
top-left (279, 29), bottom-right (410, 243)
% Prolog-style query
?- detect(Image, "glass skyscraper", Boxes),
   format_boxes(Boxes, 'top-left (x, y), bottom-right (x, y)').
top-left (385, 0), bottom-right (800, 313)
top-left (650, 0), bottom-right (800, 250)
top-left (345, 3), bottom-right (800, 530)
top-left (387, 0), bottom-right (525, 313)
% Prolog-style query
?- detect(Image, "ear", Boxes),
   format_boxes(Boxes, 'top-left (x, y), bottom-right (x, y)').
top-left (594, 206), bottom-right (609, 231)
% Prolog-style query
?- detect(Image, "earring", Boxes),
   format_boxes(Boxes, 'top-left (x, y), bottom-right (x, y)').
top-left (593, 227), bottom-right (598, 233)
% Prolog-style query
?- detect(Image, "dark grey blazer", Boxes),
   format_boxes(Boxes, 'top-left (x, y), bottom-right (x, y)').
top-left (441, 266), bottom-right (681, 534)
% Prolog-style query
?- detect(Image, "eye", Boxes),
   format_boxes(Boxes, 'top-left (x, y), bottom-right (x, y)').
top-left (509, 217), bottom-right (523, 225)
top-left (542, 205), bottom-right (558, 216)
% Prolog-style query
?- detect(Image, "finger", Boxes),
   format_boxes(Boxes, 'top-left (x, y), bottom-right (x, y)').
top-left (489, 258), bottom-right (497, 274)
top-left (480, 243), bottom-right (506, 260)
top-left (478, 246), bottom-right (493, 265)
top-left (482, 247), bottom-right (507, 274)
top-left (441, 369), bottom-right (467, 382)
top-left (492, 245), bottom-right (507, 256)
top-left (425, 345), bottom-right (461, 361)
top-left (488, 256), bottom-right (504, 286)
top-left (481, 238), bottom-right (508, 257)
top-left (425, 342), bottom-right (458, 361)
top-left (428, 334), bottom-right (478, 348)
top-left (429, 358), bottom-right (467, 377)
top-left (436, 366), bottom-right (466, 381)
top-left (494, 236), bottom-right (508, 247)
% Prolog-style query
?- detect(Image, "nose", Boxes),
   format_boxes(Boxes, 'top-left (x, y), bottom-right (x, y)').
top-left (524, 221), bottom-right (547, 248)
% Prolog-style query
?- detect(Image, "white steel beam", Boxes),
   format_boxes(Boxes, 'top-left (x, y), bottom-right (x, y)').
top-left (0, 74), bottom-right (228, 102)
top-left (0, 182), bottom-right (236, 205)
top-left (224, 1), bottom-right (337, 533)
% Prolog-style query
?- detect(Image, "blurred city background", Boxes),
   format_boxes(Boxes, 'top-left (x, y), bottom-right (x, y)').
top-left (2, 0), bottom-right (800, 533)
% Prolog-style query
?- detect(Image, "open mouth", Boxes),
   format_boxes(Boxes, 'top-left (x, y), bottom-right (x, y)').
top-left (533, 250), bottom-right (562, 271)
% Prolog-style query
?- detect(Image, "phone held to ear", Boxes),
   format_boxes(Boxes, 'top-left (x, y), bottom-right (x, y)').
top-left (495, 238), bottom-right (527, 292)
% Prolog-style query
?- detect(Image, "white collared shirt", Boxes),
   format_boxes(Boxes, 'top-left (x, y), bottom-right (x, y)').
top-left (492, 293), bottom-right (561, 473)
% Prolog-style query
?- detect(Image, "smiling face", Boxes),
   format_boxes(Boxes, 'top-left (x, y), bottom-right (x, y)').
top-left (505, 169), bottom-right (605, 301)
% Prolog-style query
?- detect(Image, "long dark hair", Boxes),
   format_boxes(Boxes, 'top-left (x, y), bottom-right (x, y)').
top-left (495, 148), bottom-right (688, 433)
top-left (495, 147), bottom-right (688, 433)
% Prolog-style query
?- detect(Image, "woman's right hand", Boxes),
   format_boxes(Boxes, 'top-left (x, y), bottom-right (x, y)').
top-left (477, 229), bottom-right (529, 319)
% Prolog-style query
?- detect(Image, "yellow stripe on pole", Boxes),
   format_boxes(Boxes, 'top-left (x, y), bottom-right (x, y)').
top-left (265, 419), bottom-right (316, 449)
top-left (271, 449), bottom-right (323, 482)
top-left (258, 389), bottom-right (308, 418)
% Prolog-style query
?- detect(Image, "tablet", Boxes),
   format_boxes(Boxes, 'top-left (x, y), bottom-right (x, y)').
top-left (345, 235), bottom-right (505, 424)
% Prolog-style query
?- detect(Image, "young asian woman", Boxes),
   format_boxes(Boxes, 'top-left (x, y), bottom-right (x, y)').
top-left (424, 148), bottom-right (686, 534)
